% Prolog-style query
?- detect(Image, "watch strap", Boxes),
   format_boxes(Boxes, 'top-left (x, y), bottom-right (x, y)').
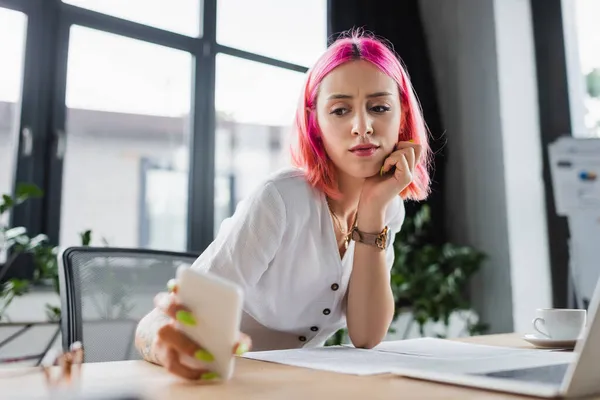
top-left (351, 226), bottom-right (389, 250)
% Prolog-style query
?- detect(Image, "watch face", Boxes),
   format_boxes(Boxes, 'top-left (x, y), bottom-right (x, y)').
top-left (375, 229), bottom-right (388, 250)
top-left (382, 227), bottom-right (390, 249)
top-left (376, 235), bottom-right (385, 250)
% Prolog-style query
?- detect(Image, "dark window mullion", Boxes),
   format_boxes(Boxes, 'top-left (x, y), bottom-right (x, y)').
top-left (5, 0), bottom-right (61, 282)
top-left (58, 2), bottom-right (197, 54)
top-left (215, 44), bottom-right (308, 73)
top-left (11, 0), bottom-right (60, 237)
top-left (43, 8), bottom-right (71, 246)
top-left (188, 0), bottom-right (217, 253)
top-left (0, 0), bottom-right (36, 13)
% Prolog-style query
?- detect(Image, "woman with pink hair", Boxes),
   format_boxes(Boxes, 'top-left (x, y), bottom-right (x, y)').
top-left (134, 30), bottom-right (432, 380)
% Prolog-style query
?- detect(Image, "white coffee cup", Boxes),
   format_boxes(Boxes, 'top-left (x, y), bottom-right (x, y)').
top-left (532, 308), bottom-right (586, 340)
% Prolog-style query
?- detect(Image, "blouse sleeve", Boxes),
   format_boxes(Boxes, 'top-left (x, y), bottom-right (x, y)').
top-left (385, 198), bottom-right (406, 271)
top-left (190, 181), bottom-right (286, 290)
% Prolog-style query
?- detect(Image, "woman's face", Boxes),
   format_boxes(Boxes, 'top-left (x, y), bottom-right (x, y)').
top-left (316, 60), bottom-right (402, 180)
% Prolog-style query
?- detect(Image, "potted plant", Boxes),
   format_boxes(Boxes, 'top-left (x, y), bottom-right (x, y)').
top-left (390, 204), bottom-right (488, 338)
top-left (326, 204), bottom-right (488, 345)
top-left (0, 184), bottom-right (92, 322)
top-left (1, 183), bottom-right (47, 320)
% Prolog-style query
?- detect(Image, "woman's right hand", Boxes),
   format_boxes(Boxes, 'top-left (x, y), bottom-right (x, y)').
top-left (151, 281), bottom-right (252, 380)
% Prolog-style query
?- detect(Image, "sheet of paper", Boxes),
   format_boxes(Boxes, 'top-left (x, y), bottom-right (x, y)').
top-left (244, 346), bottom-right (429, 375)
top-left (373, 337), bottom-right (544, 359)
top-left (243, 339), bottom-right (575, 376)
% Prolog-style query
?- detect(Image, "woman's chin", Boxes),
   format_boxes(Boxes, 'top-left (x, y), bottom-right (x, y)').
top-left (337, 165), bottom-right (381, 180)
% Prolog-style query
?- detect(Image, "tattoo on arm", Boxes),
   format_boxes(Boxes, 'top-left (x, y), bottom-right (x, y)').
top-left (135, 308), bottom-right (170, 365)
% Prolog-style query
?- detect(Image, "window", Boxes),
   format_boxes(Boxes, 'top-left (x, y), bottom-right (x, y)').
top-left (567, 0), bottom-right (600, 137)
top-left (0, 7), bottom-right (27, 264)
top-left (216, 0), bottom-right (326, 66)
top-left (140, 159), bottom-right (187, 251)
top-left (60, 26), bottom-right (192, 250)
top-left (0, 8), bottom-right (27, 208)
top-left (5, 1), bottom-right (327, 255)
top-left (62, 0), bottom-right (202, 37)
top-left (213, 54), bottom-right (306, 232)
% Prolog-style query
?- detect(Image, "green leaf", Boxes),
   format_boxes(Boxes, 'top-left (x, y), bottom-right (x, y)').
top-left (587, 68), bottom-right (600, 98)
top-left (4, 227), bottom-right (27, 240)
top-left (15, 234), bottom-right (30, 246)
top-left (44, 304), bottom-right (61, 322)
top-left (325, 328), bottom-right (347, 346)
top-left (27, 234), bottom-right (49, 250)
top-left (0, 194), bottom-right (14, 214)
top-left (80, 230), bottom-right (92, 246)
top-left (413, 204), bottom-right (431, 234)
top-left (5, 279), bottom-right (30, 296)
top-left (15, 183), bottom-right (43, 203)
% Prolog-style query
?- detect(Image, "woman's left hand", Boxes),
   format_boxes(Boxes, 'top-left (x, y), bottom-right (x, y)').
top-left (360, 141), bottom-right (423, 209)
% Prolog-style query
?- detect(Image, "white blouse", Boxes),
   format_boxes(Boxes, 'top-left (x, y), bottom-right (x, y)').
top-left (190, 168), bottom-right (405, 351)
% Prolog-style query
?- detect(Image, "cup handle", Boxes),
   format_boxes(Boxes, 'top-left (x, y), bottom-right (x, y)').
top-left (533, 317), bottom-right (550, 338)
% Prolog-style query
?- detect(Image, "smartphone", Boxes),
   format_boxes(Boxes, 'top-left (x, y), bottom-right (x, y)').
top-left (175, 266), bottom-right (244, 380)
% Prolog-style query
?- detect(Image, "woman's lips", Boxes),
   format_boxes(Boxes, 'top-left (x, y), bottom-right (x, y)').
top-left (349, 144), bottom-right (379, 157)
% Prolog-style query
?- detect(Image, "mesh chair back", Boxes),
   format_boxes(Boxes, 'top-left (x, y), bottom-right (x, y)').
top-left (58, 247), bottom-right (199, 362)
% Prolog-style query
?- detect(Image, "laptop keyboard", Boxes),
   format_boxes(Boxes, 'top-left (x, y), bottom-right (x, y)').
top-left (475, 363), bottom-right (570, 385)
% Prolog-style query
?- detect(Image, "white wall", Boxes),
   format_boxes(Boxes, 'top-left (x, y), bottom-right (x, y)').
top-left (494, 0), bottom-right (553, 334)
top-left (419, 0), bottom-right (553, 334)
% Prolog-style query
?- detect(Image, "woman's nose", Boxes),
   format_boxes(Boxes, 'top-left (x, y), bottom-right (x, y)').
top-left (351, 113), bottom-right (373, 136)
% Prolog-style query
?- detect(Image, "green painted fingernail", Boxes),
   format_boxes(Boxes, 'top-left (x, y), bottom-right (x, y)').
top-left (379, 166), bottom-right (384, 176)
top-left (200, 371), bottom-right (219, 381)
top-left (166, 279), bottom-right (176, 292)
top-left (175, 310), bottom-right (196, 326)
top-left (194, 349), bottom-right (214, 362)
top-left (235, 342), bottom-right (249, 356)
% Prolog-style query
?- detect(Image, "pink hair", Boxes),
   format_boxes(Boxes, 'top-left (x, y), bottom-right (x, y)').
top-left (291, 31), bottom-right (432, 201)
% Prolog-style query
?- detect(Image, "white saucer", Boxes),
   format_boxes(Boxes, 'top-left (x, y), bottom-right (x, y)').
top-left (523, 334), bottom-right (579, 350)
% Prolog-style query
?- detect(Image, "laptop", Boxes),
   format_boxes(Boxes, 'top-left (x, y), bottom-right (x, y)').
top-left (392, 279), bottom-right (600, 398)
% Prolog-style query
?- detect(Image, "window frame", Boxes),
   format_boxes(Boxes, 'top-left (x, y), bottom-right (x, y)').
top-left (1, 0), bottom-right (313, 255)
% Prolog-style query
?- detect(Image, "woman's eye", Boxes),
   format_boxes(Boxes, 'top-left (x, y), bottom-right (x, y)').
top-left (371, 105), bottom-right (391, 113)
top-left (330, 108), bottom-right (348, 116)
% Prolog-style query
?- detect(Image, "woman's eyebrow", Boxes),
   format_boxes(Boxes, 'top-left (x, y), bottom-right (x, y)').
top-left (326, 91), bottom-right (393, 100)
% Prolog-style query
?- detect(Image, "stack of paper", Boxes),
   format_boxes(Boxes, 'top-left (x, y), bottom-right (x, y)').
top-left (243, 338), bottom-right (575, 376)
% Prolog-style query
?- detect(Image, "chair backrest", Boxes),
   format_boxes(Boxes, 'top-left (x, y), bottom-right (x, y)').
top-left (58, 246), bottom-right (199, 362)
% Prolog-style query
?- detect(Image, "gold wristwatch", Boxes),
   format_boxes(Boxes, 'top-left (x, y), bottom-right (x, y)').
top-left (350, 226), bottom-right (389, 250)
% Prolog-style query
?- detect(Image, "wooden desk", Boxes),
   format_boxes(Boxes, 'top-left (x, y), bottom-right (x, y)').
top-left (0, 334), bottom-right (589, 399)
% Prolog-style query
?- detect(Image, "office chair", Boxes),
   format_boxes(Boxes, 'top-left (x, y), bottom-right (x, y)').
top-left (58, 247), bottom-right (199, 362)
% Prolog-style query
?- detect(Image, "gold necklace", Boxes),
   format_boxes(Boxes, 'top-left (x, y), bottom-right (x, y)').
top-left (326, 198), bottom-right (358, 250)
